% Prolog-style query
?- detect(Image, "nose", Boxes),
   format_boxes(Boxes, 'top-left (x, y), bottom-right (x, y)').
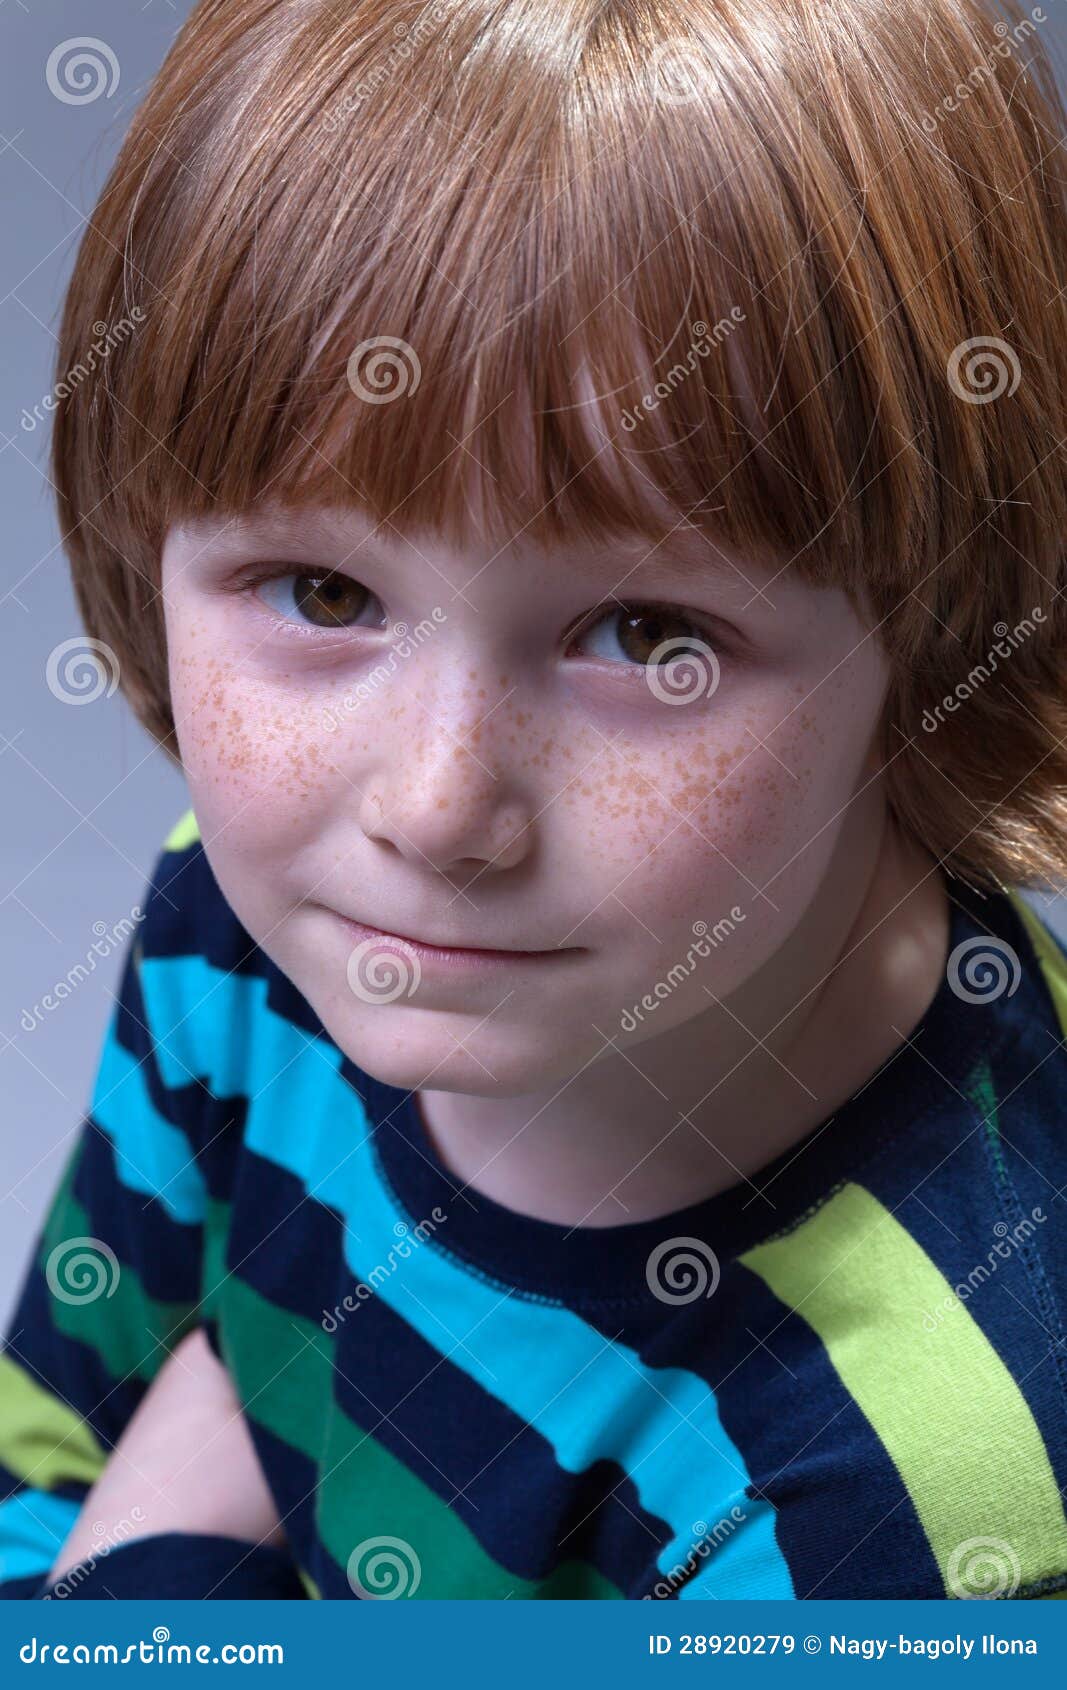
top-left (355, 678), bottom-right (535, 876)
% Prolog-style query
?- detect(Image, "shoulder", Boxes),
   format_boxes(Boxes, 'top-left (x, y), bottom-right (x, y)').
top-left (137, 806), bottom-right (324, 1051)
top-left (112, 808), bottom-right (333, 1186)
top-left (736, 879), bottom-right (1067, 1600)
top-left (858, 882), bottom-right (1067, 1598)
top-left (132, 801), bottom-right (361, 1106)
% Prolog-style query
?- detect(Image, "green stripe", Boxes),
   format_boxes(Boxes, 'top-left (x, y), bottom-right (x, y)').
top-left (740, 1181), bottom-right (1067, 1596)
top-left (1009, 892), bottom-right (1067, 1041)
top-left (39, 1146), bottom-right (199, 1385)
top-left (215, 1272), bottom-right (623, 1599)
top-left (163, 808), bottom-right (200, 852)
top-left (0, 1353), bottom-right (107, 1490)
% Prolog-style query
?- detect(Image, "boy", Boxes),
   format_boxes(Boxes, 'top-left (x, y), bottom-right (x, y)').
top-left (2, 0), bottom-right (1067, 1599)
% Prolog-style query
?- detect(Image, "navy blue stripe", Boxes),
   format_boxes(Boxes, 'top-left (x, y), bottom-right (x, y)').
top-left (3, 1263), bottom-right (149, 1456)
top-left (69, 1123), bottom-right (204, 1304)
top-left (0, 1459), bottom-right (88, 1509)
top-left (577, 1265), bottom-right (943, 1600)
top-left (858, 1086), bottom-right (1067, 1503)
top-left (226, 1145), bottom-right (674, 1590)
top-left (144, 843), bottom-right (327, 1040)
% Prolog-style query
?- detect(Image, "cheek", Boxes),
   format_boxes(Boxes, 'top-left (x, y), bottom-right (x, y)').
top-left (577, 693), bottom-right (861, 929)
top-left (168, 633), bottom-right (336, 839)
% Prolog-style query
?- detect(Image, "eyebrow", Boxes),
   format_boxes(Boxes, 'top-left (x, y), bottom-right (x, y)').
top-left (192, 509), bottom-right (768, 602)
top-left (593, 535), bottom-right (772, 607)
top-left (186, 508), bottom-right (385, 568)
top-left (196, 509), bottom-right (363, 549)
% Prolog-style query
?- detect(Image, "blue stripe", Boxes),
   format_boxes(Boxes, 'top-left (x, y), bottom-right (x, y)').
top-left (91, 1005), bottom-right (207, 1226)
top-left (0, 1490), bottom-right (80, 1583)
top-left (129, 954), bottom-right (792, 1598)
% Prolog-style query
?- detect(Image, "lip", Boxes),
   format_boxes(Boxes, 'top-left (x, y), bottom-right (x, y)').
top-left (332, 912), bottom-right (581, 972)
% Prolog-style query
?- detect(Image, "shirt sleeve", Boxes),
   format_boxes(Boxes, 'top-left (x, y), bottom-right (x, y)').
top-left (31, 1532), bottom-right (308, 1600)
top-left (0, 818), bottom-right (218, 1598)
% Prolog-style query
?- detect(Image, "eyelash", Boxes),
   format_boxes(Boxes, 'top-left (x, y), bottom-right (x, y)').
top-left (229, 564), bottom-right (736, 667)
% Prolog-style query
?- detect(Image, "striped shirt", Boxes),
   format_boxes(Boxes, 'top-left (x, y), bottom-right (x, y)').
top-left (2, 809), bottom-right (1067, 1600)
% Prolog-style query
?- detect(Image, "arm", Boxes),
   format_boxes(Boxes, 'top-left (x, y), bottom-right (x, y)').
top-left (45, 1326), bottom-right (285, 1590)
top-left (0, 828), bottom-right (219, 1596)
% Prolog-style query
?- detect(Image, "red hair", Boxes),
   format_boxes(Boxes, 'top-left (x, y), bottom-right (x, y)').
top-left (51, 0), bottom-right (1067, 889)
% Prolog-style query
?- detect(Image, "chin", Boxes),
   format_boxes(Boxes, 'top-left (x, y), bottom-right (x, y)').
top-left (318, 1003), bottom-right (586, 1100)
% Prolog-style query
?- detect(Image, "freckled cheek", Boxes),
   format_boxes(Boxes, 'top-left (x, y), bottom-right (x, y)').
top-left (577, 726), bottom-right (827, 922)
top-left (168, 647), bottom-right (336, 824)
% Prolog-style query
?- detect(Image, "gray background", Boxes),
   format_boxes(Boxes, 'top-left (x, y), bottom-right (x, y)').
top-left (2, 2), bottom-right (1067, 1329)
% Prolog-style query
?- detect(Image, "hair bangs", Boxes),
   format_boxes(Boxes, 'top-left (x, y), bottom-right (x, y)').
top-left (60, 0), bottom-right (952, 586)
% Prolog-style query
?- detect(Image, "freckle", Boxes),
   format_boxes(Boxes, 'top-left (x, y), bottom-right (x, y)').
top-left (436, 797), bottom-right (449, 809)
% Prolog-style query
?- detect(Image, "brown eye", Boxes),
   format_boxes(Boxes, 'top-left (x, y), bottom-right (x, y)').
top-left (573, 603), bottom-right (718, 667)
top-left (250, 567), bottom-right (377, 628)
top-left (616, 608), bottom-right (707, 664)
top-left (292, 572), bottom-right (370, 627)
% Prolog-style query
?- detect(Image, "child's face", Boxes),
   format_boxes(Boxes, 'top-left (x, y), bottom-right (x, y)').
top-left (161, 501), bottom-right (891, 1096)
